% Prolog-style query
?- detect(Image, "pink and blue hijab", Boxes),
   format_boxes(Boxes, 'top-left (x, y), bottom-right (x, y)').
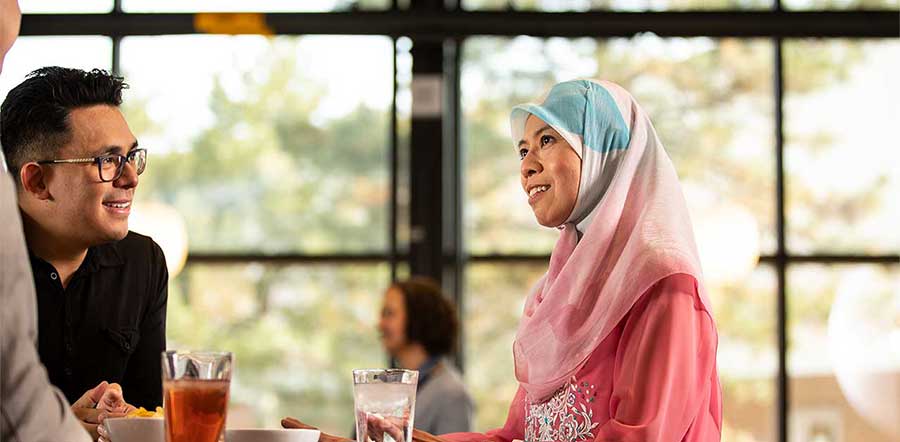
top-left (510, 79), bottom-right (714, 401)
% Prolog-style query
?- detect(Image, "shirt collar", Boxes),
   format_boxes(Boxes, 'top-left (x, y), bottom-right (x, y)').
top-left (29, 240), bottom-right (125, 274)
top-left (417, 356), bottom-right (443, 387)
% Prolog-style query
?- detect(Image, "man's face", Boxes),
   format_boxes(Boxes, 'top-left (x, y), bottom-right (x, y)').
top-left (42, 105), bottom-right (140, 246)
top-left (0, 0), bottom-right (20, 73)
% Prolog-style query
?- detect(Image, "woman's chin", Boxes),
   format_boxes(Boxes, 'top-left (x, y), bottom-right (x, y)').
top-left (533, 212), bottom-right (565, 228)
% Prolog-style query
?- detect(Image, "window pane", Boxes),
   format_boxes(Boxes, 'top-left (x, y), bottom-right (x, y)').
top-left (788, 264), bottom-right (899, 442)
top-left (167, 262), bottom-right (389, 435)
top-left (465, 262), bottom-right (778, 442)
top-left (784, 40), bottom-right (900, 255)
top-left (464, 262), bottom-right (544, 429)
top-left (123, 0), bottom-right (388, 12)
top-left (0, 37), bottom-right (112, 100)
top-left (462, 36), bottom-right (775, 256)
top-left (121, 35), bottom-right (393, 254)
top-left (784, 0), bottom-right (897, 10)
top-left (713, 265), bottom-right (778, 442)
top-left (21, 0), bottom-right (111, 13)
top-left (462, 0), bottom-right (771, 11)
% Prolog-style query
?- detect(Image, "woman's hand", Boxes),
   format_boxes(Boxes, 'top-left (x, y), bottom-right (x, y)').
top-left (281, 417), bottom-right (449, 442)
top-left (411, 428), bottom-right (447, 442)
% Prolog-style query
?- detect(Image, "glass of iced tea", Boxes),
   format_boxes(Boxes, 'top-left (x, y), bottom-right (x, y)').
top-left (161, 351), bottom-right (232, 442)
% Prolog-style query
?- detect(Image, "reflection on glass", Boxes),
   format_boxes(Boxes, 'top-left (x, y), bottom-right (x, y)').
top-left (462, 0), bottom-right (771, 10)
top-left (464, 262), bottom-right (778, 442)
top-left (123, 0), bottom-right (388, 12)
top-left (462, 36), bottom-right (775, 255)
top-left (166, 263), bottom-right (389, 435)
top-left (784, 39), bottom-right (900, 255)
top-left (0, 37), bottom-right (112, 100)
top-left (788, 264), bottom-right (900, 442)
top-left (120, 35), bottom-right (393, 254)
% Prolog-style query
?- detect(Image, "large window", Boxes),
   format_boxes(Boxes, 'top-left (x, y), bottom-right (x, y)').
top-left (15, 3), bottom-right (898, 442)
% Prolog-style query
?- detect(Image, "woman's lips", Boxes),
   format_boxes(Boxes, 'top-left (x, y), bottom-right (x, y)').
top-left (528, 185), bottom-right (551, 205)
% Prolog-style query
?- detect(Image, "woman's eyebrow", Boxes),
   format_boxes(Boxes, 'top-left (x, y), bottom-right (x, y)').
top-left (519, 125), bottom-right (554, 147)
top-left (533, 125), bottom-right (552, 136)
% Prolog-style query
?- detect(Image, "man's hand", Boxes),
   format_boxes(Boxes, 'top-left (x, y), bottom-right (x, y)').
top-left (96, 382), bottom-right (137, 414)
top-left (71, 381), bottom-right (127, 441)
top-left (95, 383), bottom-right (137, 442)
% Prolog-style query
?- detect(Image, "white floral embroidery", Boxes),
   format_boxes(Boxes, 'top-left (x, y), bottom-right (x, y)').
top-left (524, 378), bottom-right (600, 442)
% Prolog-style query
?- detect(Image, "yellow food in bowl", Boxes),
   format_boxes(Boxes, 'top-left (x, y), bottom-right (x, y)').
top-left (126, 406), bottom-right (163, 418)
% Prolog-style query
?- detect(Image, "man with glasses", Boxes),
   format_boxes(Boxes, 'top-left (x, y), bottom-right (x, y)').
top-left (1, 67), bottom-right (168, 425)
top-left (2, 2), bottom-right (94, 440)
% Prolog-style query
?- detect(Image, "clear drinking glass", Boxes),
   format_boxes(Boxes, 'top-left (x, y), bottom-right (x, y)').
top-left (162, 351), bottom-right (232, 442)
top-left (353, 369), bottom-right (419, 442)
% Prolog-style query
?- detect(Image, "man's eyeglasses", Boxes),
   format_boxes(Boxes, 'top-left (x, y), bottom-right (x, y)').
top-left (38, 148), bottom-right (147, 183)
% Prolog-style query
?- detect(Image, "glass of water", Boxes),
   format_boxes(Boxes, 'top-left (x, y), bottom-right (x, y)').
top-left (353, 369), bottom-right (419, 442)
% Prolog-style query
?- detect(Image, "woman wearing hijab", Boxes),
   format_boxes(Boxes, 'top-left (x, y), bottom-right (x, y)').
top-left (284, 79), bottom-right (722, 442)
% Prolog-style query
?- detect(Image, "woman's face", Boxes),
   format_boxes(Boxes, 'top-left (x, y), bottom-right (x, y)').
top-left (518, 115), bottom-right (581, 227)
top-left (378, 286), bottom-right (408, 356)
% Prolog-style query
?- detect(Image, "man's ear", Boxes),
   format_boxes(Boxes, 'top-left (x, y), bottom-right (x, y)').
top-left (20, 162), bottom-right (52, 200)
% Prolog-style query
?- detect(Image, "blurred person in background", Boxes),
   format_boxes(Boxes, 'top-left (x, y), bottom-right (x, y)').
top-left (377, 277), bottom-right (474, 435)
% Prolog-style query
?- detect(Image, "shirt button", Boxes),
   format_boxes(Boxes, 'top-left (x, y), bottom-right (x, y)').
top-left (66, 343), bottom-right (74, 353)
top-left (64, 368), bottom-right (73, 377)
top-left (50, 272), bottom-right (58, 280)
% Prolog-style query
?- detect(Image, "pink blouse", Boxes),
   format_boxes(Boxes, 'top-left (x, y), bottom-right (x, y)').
top-left (444, 274), bottom-right (722, 442)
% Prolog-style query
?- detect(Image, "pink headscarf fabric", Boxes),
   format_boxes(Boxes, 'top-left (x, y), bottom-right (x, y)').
top-left (511, 79), bottom-right (713, 402)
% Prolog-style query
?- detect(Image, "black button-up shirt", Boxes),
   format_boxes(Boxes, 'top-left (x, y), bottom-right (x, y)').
top-left (30, 231), bottom-right (168, 409)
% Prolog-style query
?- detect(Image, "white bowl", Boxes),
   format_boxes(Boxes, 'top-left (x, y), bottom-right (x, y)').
top-left (226, 428), bottom-right (321, 442)
top-left (104, 417), bottom-right (164, 442)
